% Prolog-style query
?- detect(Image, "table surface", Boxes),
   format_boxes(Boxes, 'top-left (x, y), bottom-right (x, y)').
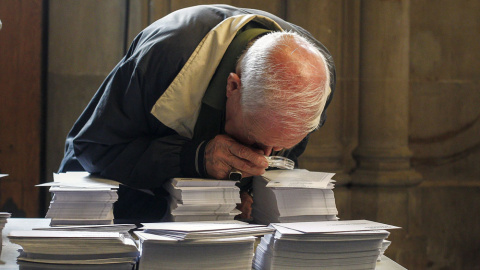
top-left (1, 219), bottom-right (50, 269)
top-left (0, 218), bottom-right (407, 270)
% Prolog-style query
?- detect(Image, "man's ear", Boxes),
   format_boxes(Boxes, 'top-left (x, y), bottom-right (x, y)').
top-left (226, 73), bottom-right (241, 98)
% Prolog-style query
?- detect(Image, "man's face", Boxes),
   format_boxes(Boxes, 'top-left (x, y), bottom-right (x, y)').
top-left (224, 73), bottom-right (307, 156)
top-left (226, 114), bottom-right (306, 156)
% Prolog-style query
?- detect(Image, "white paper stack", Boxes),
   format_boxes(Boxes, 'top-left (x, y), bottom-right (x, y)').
top-left (0, 212), bottom-right (11, 255)
top-left (8, 230), bottom-right (139, 270)
top-left (135, 222), bottom-right (274, 270)
top-left (252, 169), bottom-right (338, 224)
top-left (377, 240), bottom-right (392, 261)
top-left (253, 220), bottom-right (400, 270)
top-left (164, 178), bottom-right (241, 222)
top-left (37, 172), bottom-right (120, 226)
top-left (32, 224), bottom-right (137, 233)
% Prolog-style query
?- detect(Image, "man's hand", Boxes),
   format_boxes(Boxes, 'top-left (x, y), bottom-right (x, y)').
top-left (205, 134), bottom-right (269, 179)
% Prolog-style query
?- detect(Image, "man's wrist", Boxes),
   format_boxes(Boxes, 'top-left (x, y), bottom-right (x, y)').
top-left (180, 140), bottom-right (208, 178)
top-left (196, 140), bottom-right (209, 178)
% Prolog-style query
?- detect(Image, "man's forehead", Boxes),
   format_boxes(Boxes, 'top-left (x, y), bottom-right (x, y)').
top-left (244, 114), bottom-right (306, 148)
top-left (251, 130), bottom-right (305, 149)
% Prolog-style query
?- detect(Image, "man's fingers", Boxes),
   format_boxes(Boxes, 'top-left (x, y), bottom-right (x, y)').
top-left (205, 134), bottom-right (269, 180)
top-left (229, 157), bottom-right (266, 178)
top-left (228, 143), bottom-right (269, 168)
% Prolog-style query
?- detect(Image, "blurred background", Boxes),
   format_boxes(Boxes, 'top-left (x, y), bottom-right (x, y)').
top-left (0, 0), bottom-right (479, 269)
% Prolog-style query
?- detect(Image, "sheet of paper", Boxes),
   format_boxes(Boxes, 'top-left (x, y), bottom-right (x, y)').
top-left (36, 172), bottom-right (119, 189)
top-left (8, 230), bottom-right (121, 239)
top-left (32, 224), bottom-right (136, 232)
top-left (262, 169), bottom-right (335, 189)
top-left (142, 222), bottom-right (264, 232)
top-left (273, 220), bottom-right (400, 234)
top-left (171, 178), bottom-right (237, 187)
top-left (0, 174), bottom-right (8, 178)
top-left (141, 222), bottom-right (274, 240)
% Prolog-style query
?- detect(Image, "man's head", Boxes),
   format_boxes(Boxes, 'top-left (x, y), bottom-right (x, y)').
top-left (225, 31), bottom-right (331, 155)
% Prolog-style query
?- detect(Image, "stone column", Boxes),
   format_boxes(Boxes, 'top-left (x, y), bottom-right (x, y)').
top-left (352, 0), bottom-right (421, 186)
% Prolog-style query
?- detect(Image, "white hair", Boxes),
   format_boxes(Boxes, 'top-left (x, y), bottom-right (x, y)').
top-left (237, 31), bottom-right (331, 139)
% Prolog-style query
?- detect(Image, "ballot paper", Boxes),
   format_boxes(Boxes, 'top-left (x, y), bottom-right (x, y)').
top-left (141, 221), bottom-right (274, 240)
top-left (16, 261), bottom-right (136, 270)
top-left (168, 186), bottom-right (241, 203)
top-left (36, 172), bottom-right (119, 189)
top-left (39, 172), bottom-right (120, 226)
top-left (0, 212), bottom-right (11, 255)
top-left (165, 178), bottom-right (241, 222)
top-left (8, 230), bottom-right (139, 269)
top-left (135, 222), bottom-right (273, 270)
top-left (171, 178), bottom-right (238, 187)
top-left (253, 220), bottom-right (400, 270)
top-left (378, 240), bottom-right (392, 261)
top-left (273, 220), bottom-right (400, 234)
top-left (252, 170), bottom-right (338, 224)
top-left (136, 232), bottom-right (255, 270)
top-left (32, 224), bottom-right (137, 233)
top-left (263, 169), bottom-right (335, 189)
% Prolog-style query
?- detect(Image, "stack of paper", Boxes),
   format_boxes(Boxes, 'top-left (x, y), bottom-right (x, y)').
top-left (8, 230), bottom-right (139, 269)
top-left (378, 240), bottom-right (392, 261)
top-left (32, 224), bottom-right (137, 233)
top-left (0, 212), bottom-right (11, 255)
top-left (252, 169), bottom-right (338, 224)
top-left (253, 220), bottom-right (399, 270)
top-left (38, 172), bottom-right (120, 226)
top-left (135, 222), bottom-right (274, 270)
top-left (164, 178), bottom-right (241, 221)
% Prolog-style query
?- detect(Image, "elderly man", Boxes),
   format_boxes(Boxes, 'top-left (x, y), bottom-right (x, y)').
top-left (59, 4), bottom-right (335, 221)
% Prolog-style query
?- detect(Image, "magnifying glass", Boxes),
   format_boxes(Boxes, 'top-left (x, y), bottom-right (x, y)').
top-left (265, 156), bottom-right (295, 170)
top-left (228, 156), bottom-right (294, 180)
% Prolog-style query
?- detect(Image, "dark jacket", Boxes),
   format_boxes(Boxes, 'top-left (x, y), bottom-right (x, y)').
top-left (58, 5), bottom-right (336, 220)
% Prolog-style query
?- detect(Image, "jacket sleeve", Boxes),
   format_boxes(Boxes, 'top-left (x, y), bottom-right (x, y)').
top-left (72, 58), bottom-right (200, 189)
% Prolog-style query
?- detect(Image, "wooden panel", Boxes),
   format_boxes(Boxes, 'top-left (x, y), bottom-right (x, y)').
top-left (45, 0), bottom-right (127, 190)
top-left (128, 0), bottom-right (150, 46)
top-left (48, 0), bottom-right (126, 74)
top-left (127, 0), bottom-right (170, 42)
top-left (339, 0), bottom-right (360, 172)
top-left (0, 0), bottom-right (44, 217)
top-left (170, 0), bottom-right (284, 17)
top-left (230, 0), bottom-right (284, 16)
top-left (286, 0), bottom-right (341, 43)
top-left (128, 0), bottom-right (286, 49)
top-left (148, 0), bottom-right (171, 23)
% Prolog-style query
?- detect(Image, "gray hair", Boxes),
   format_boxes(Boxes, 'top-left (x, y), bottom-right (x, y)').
top-left (237, 31), bottom-right (331, 139)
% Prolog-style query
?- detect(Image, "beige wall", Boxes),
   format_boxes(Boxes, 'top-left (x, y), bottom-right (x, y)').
top-left (408, 1), bottom-right (480, 269)
top-left (45, 1), bottom-right (480, 269)
top-left (409, 0), bottom-right (480, 181)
